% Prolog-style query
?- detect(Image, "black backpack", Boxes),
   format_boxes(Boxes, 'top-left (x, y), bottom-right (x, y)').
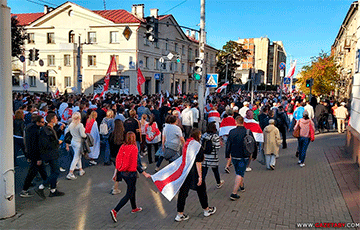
top-left (275, 112), bottom-right (284, 128)
top-left (202, 134), bottom-right (213, 153)
top-left (244, 129), bottom-right (256, 154)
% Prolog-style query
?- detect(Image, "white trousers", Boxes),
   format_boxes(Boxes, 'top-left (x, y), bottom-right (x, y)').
top-left (70, 142), bottom-right (82, 171)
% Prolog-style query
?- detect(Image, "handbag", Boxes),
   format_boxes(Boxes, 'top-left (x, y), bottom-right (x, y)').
top-left (309, 123), bottom-right (315, 142)
top-left (293, 124), bottom-right (300, 138)
top-left (64, 132), bottom-right (72, 144)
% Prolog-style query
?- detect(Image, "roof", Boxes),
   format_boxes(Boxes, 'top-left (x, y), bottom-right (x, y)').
top-left (93, 9), bottom-right (142, 23)
top-left (158, 14), bottom-right (171, 21)
top-left (187, 36), bottom-right (218, 51)
top-left (11, 13), bottom-right (44, 26)
top-left (11, 9), bottom-right (143, 26)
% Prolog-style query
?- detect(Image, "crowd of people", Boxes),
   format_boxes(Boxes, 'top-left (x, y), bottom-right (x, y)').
top-left (12, 90), bottom-right (349, 222)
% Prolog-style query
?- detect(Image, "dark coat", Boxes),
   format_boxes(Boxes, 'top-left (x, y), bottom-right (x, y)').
top-left (24, 122), bottom-right (41, 161)
top-left (258, 113), bottom-right (270, 131)
top-left (13, 119), bottom-right (25, 137)
top-left (226, 126), bottom-right (257, 159)
top-left (39, 125), bottom-right (60, 161)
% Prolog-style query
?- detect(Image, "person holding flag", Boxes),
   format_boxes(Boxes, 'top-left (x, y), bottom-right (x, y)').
top-left (151, 129), bottom-right (216, 222)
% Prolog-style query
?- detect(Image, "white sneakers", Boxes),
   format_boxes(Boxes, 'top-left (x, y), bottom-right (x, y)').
top-left (300, 163), bottom-right (305, 167)
top-left (246, 167), bottom-right (252, 172)
top-left (66, 173), bottom-right (77, 180)
top-left (89, 160), bottom-right (97, 165)
top-left (79, 170), bottom-right (85, 176)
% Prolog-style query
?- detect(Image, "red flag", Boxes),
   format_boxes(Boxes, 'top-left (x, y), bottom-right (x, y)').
top-left (216, 82), bottom-right (229, 93)
top-left (177, 84), bottom-right (182, 95)
top-left (137, 68), bottom-right (146, 96)
top-left (100, 56), bottom-right (117, 98)
top-left (237, 87), bottom-right (241, 94)
top-left (286, 60), bottom-right (297, 79)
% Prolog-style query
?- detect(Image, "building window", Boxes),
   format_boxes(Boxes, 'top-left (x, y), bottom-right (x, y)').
top-left (64, 76), bottom-right (71, 88)
top-left (49, 76), bottom-right (56, 87)
top-left (144, 38), bottom-right (150, 46)
top-left (162, 63), bottom-right (167, 70)
top-left (69, 30), bottom-right (75, 43)
top-left (165, 43), bottom-right (168, 50)
top-left (110, 31), bottom-right (119, 43)
top-left (189, 48), bottom-right (193, 60)
top-left (12, 75), bottom-right (20, 86)
top-left (175, 43), bottom-right (178, 52)
top-left (28, 33), bottom-right (35, 44)
top-left (195, 49), bottom-right (198, 57)
top-left (170, 62), bottom-right (173, 71)
top-left (175, 62), bottom-right (178, 72)
top-left (47, 55), bottom-right (55, 66)
top-left (64, 54), bottom-right (71, 66)
top-left (155, 41), bottom-right (159, 48)
top-left (145, 56), bottom-right (149, 68)
top-left (88, 32), bottom-right (96, 43)
top-left (155, 58), bottom-right (159, 70)
top-left (182, 45), bottom-right (185, 55)
top-left (181, 63), bottom-right (185, 73)
top-left (88, 55), bottom-right (96, 67)
top-left (47, 33), bottom-right (55, 44)
top-left (29, 76), bottom-right (36, 87)
top-left (110, 55), bottom-right (119, 65)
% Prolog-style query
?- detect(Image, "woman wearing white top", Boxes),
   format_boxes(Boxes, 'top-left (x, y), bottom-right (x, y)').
top-left (66, 112), bottom-right (87, 180)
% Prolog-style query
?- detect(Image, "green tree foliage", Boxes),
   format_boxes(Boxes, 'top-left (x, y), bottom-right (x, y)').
top-left (298, 52), bottom-right (339, 96)
top-left (11, 17), bottom-right (27, 58)
top-left (216, 41), bottom-right (250, 85)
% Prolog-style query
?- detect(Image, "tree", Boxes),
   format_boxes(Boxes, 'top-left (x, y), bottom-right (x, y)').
top-left (11, 17), bottom-right (27, 58)
top-left (298, 52), bottom-right (339, 96)
top-left (216, 41), bottom-right (250, 85)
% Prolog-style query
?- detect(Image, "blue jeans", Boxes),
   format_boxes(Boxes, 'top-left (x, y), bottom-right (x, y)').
top-left (103, 137), bottom-right (110, 163)
top-left (265, 154), bottom-right (276, 169)
top-left (298, 137), bottom-right (310, 163)
top-left (45, 159), bottom-right (60, 189)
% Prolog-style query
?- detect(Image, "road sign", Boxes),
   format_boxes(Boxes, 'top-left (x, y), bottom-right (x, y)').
top-left (154, 73), bottom-right (160, 80)
top-left (159, 57), bottom-right (165, 63)
top-left (129, 61), bottom-right (135, 69)
top-left (280, 69), bottom-right (285, 77)
top-left (19, 55), bottom-right (25, 63)
top-left (284, 77), bottom-right (291, 84)
top-left (279, 62), bottom-right (286, 70)
top-left (22, 83), bottom-right (29, 90)
top-left (139, 60), bottom-right (144, 68)
top-left (167, 52), bottom-right (174, 60)
top-left (206, 74), bottom-right (218, 88)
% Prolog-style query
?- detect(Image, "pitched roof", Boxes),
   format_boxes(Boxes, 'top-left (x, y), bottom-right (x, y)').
top-left (93, 9), bottom-right (143, 23)
top-left (11, 13), bottom-right (44, 26)
top-left (187, 36), bottom-right (218, 51)
top-left (11, 9), bottom-right (143, 26)
top-left (158, 14), bottom-right (171, 21)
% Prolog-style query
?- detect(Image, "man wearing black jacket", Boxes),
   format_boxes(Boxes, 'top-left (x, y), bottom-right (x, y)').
top-left (226, 116), bottom-right (257, 201)
top-left (19, 115), bottom-right (47, 198)
top-left (275, 106), bottom-right (289, 149)
top-left (35, 113), bottom-right (65, 198)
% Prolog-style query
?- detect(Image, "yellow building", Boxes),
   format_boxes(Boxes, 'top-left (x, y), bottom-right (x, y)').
top-left (11, 2), bottom-right (217, 95)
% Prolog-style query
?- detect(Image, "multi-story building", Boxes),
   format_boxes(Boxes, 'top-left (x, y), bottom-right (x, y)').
top-left (235, 37), bottom-right (286, 85)
top-left (11, 2), bottom-right (217, 95)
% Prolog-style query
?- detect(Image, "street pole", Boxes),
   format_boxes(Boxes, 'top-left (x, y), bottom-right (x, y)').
top-left (0, 0), bottom-right (16, 219)
top-left (224, 60), bottom-right (228, 94)
top-left (77, 36), bottom-right (82, 94)
top-left (197, 0), bottom-right (206, 130)
top-left (309, 78), bottom-right (313, 99)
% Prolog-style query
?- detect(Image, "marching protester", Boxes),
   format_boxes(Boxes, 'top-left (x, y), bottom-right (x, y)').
top-left (181, 102), bottom-right (194, 139)
top-left (294, 111), bottom-right (315, 167)
top-left (13, 110), bottom-right (26, 166)
top-left (85, 111), bottom-right (101, 165)
top-left (335, 102), bottom-right (348, 133)
top-left (145, 114), bottom-right (161, 164)
top-left (110, 132), bottom-right (151, 223)
top-left (101, 110), bottom-right (115, 166)
top-left (263, 119), bottom-right (282, 170)
top-left (226, 116), bottom-right (257, 200)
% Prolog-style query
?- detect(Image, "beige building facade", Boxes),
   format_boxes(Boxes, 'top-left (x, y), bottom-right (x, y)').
top-left (236, 37), bottom-right (286, 86)
top-left (11, 2), bottom-right (217, 95)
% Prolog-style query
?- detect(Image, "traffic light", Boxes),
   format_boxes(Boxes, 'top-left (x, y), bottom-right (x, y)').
top-left (34, 49), bottom-right (40, 61)
top-left (29, 49), bottom-right (34, 61)
top-left (176, 54), bottom-right (181, 63)
top-left (40, 71), bottom-right (49, 83)
top-left (306, 79), bottom-right (313, 88)
top-left (145, 16), bottom-right (158, 42)
top-left (193, 57), bottom-right (203, 81)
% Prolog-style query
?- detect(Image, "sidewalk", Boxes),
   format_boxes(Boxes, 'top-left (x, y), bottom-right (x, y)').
top-left (0, 132), bottom-right (356, 229)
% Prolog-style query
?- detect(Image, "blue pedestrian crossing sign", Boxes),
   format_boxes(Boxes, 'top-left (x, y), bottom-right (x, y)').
top-left (154, 73), bottom-right (160, 80)
top-left (206, 74), bottom-right (218, 88)
top-left (284, 77), bottom-right (291, 84)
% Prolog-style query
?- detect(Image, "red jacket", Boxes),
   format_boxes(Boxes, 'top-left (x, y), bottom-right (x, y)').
top-left (116, 144), bottom-right (138, 172)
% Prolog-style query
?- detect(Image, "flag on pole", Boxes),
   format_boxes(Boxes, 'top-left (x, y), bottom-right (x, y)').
top-left (237, 87), bottom-right (241, 95)
top-left (159, 93), bottom-right (164, 107)
top-left (216, 82), bottom-right (229, 94)
top-left (137, 68), bottom-right (146, 96)
top-left (177, 84), bottom-right (182, 95)
top-left (100, 56), bottom-right (117, 98)
top-left (286, 60), bottom-right (297, 79)
top-left (166, 90), bottom-right (170, 98)
top-left (204, 87), bottom-right (210, 104)
top-left (244, 118), bottom-right (264, 142)
top-left (151, 138), bottom-right (201, 201)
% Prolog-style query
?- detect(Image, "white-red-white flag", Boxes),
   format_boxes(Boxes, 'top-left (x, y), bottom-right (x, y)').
top-left (93, 94), bottom-right (100, 100)
top-left (237, 87), bottom-right (241, 95)
top-left (151, 139), bottom-right (201, 201)
top-left (219, 116), bottom-right (236, 136)
top-left (286, 60), bottom-right (297, 79)
top-left (137, 68), bottom-right (146, 96)
top-left (159, 93), bottom-right (164, 107)
top-left (177, 84), bottom-right (181, 95)
top-left (244, 118), bottom-right (264, 142)
top-left (100, 56), bottom-right (117, 98)
top-left (216, 82), bottom-right (229, 94)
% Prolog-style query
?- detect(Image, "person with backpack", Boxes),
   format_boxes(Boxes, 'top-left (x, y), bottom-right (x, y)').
top-left (263, 119), bottom-right (282, 170)
top-left (226, 116), bottom-right (257, 201)
top-left (275, 106), bottom-right (289, 149)
top-left (145, 114), bottom-right (161, 164)
top-left (201, 122), bottom-right (224, 189)
top-left (100, 109), bottom-right (115, 165)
